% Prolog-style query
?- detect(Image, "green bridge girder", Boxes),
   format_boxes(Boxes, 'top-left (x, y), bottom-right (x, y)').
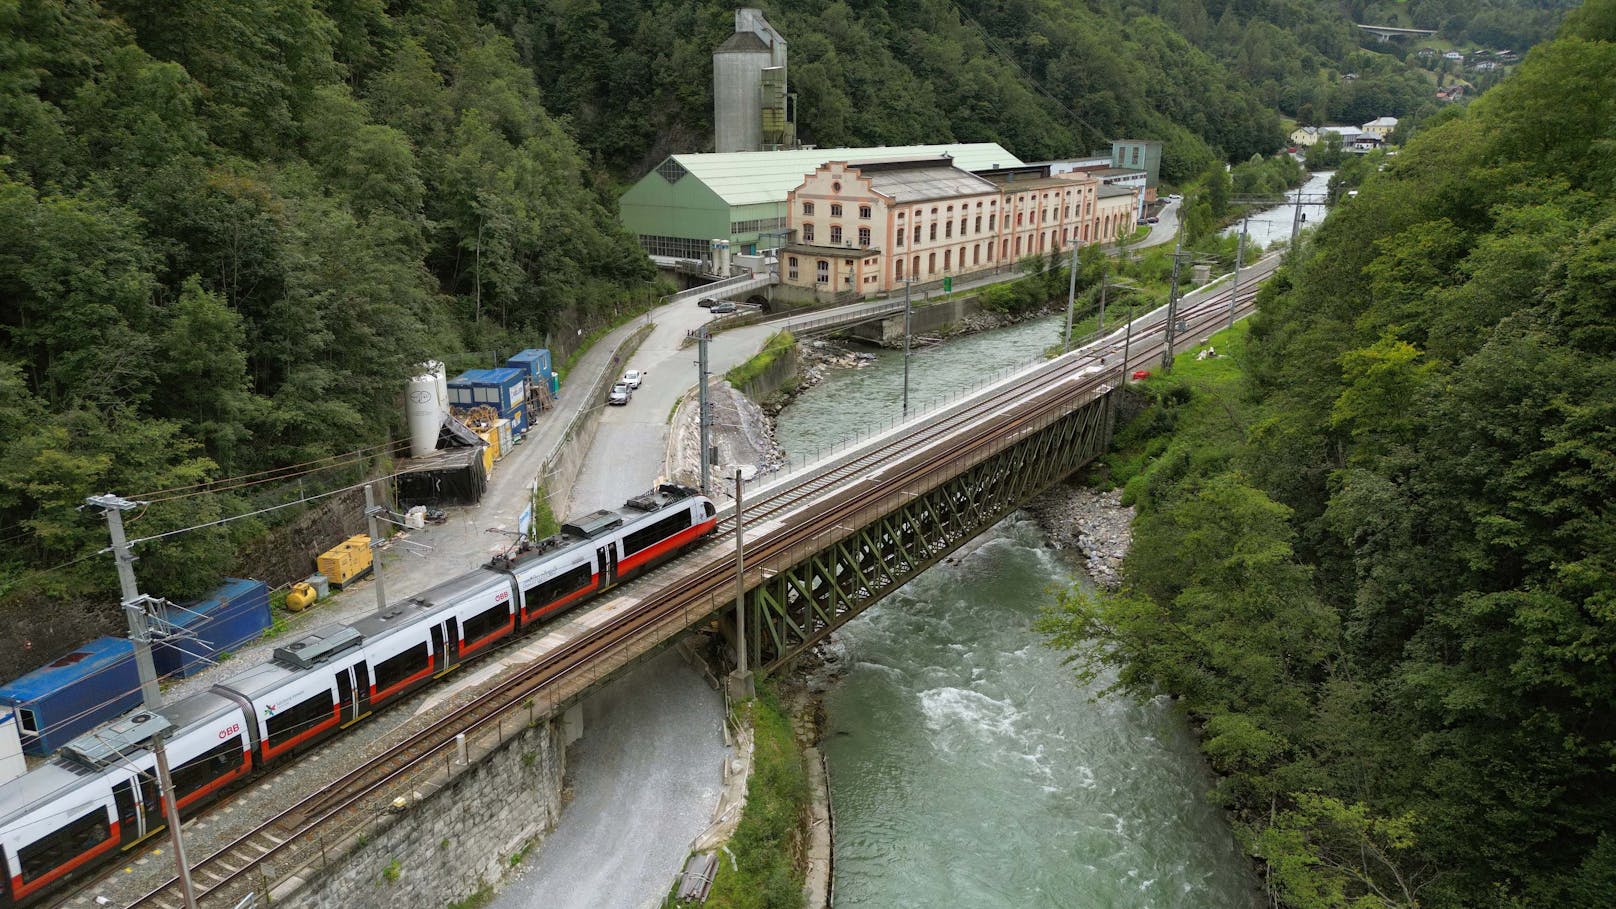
top-left (736, 386), bottom-right (1118, 674)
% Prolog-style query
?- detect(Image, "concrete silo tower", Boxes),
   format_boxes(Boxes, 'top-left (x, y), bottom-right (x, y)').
top-left (713, 8), bottom-right (796, 152)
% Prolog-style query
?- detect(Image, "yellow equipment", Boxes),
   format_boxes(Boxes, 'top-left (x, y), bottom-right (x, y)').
top-left (316, 534), bottom-right (373, 588)
top-left (285, 582), bottom-right (317, 612)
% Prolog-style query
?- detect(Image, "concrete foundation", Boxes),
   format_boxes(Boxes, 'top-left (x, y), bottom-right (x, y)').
top-left (847, 292), bottom-right (985, 346)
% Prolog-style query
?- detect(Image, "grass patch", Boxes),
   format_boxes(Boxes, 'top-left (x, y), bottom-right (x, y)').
top-left (725, 331), bottom-right (796, 389)
top-left (1100, 319), bottom-right (1255, 499)
top-left (446, 884), bottom-right (494, 909)
top-left (529, 486), bottom-right (560, 540)
top-left (683, 690), bottom-right (808, 909)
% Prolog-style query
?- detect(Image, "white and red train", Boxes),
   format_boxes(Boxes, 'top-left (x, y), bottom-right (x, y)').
top-left (0, 485), bottom-right (716, 906)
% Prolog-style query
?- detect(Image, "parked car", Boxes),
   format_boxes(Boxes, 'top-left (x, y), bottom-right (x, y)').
top-left (710, 301), bottom-right (738, 314)
top-left (696, 297), bottom-right (717, 308)
top-left (622, 369), bottom-right (644, 389)
top-left (607, 382), bottom-right (632, 405)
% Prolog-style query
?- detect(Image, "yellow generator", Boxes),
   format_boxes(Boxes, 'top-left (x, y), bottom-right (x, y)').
top-left (316, 534), bottom-right (373, 588)
top-left (285, 581), bottom-right (317, 612)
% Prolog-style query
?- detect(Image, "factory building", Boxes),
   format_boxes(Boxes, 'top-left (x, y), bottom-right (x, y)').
top-left (618, 143), bottom-right (1023, 265)
top-left (779, 157), bottom-right (1138, 298)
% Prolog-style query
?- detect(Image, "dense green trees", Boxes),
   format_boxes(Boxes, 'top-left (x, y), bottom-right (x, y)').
top-left (0, 0), bottom-right (651, 671)
top-left (1045, 4), bottom-right (1616, 905)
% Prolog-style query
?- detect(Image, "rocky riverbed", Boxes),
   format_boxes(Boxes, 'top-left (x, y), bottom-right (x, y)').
top-left (1023, 482), bottom-right (1135, 590)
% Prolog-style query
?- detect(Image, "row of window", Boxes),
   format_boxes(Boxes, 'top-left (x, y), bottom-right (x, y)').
top-left (638, 234), bottom-right (712, 260)
top-left (800, 224), bottom-right (872, 247)
top-left (801, 202), bottom-right (873, 219)
top-left (729, 216), bottom-right (786, 234)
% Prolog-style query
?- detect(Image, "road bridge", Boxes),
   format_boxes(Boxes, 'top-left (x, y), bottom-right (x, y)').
top-left (1355, 23), bottom-right (1437, 42)
top-left (121, 254), bottom-right (1280, 909)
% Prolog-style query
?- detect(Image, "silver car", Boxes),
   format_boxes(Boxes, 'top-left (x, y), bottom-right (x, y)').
top-left (607, 382), bottom-right (632, 405)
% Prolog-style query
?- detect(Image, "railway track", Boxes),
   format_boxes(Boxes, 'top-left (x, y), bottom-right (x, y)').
top-left (118, 264), bottom-right (1272, 909)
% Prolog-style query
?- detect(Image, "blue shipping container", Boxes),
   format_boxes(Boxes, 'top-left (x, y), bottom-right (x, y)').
top-left (506, 348), bottom-right (552, 381)
top-left (0, 637), bottom-right (141, 755)
top-left (153, 578), bottom-right (271, 678)
top-left (448, 368), bottom-right (527, 416)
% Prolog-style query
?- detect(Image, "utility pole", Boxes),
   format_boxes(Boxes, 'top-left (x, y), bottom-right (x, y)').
top-left (1062, 237), bottom-right (1080, 350)
top-left (1290, 185), bottom-right (1306, 248)
top-left (364, 482), bottom-right (388, 616)
top-left (1227, 216), bottom-right (1249, 329)
top-left (694, 327), bottom-right (712, 495)
top-left (729, 469), bottom-right (755, 700)
top-left (1096, 258), bottom-right (1110, 337)
top-left (1162, 232), bottom-right (1187, 372)
top-left (86, 494), bottom-right (200, 909)
top-left (901, 278), bottom-right (913, 418)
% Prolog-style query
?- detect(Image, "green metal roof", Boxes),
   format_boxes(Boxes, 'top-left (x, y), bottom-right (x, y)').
top-left (657, 143), bottom-right (1024, 207)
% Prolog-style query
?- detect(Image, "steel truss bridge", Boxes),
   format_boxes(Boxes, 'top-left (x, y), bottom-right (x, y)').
top-left (110, 254), bottom-right (1281, 909)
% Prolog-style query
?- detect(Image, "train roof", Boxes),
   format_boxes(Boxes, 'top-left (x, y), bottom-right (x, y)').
top-left (0, 756), bottom-right (109, 828)
top-left (214, 659), bottom-right (300, 700)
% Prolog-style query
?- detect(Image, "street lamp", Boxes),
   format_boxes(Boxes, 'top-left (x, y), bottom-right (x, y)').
top-left (901, 277), bottom-right (913, 417)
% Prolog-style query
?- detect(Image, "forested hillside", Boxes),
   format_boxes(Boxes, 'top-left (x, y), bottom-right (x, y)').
top-left (0, 0), bottom-right (652, 669)
top-left (1046, 2), bottom-right (1616, 905)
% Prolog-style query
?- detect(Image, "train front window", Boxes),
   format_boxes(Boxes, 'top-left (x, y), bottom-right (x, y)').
top-left (18, 809), bottom-right (109, 883)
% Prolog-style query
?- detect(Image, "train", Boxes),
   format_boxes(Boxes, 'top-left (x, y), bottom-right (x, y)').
top-left (0, 485), bottom-right (717, 907)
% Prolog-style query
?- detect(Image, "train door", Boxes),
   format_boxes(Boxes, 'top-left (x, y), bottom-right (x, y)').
top-left (336, 661), bottom-right (371, 727)
top-left (596, 545), bottom-right (617, 589)
top-left (113, 776), bottom-right (162, 847)
top-left (432, 618), bottom-right (461, 677)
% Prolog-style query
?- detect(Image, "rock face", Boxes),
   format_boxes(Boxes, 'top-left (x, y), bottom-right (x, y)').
top-left (1025, 484), bottom-right (1135, 590)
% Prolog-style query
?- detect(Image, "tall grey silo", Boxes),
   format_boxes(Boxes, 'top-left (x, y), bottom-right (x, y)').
top-left (714, 8), bottom-right (794, 152)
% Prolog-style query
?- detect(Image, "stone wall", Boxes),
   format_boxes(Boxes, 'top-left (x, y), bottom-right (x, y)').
top-left (278, 716), bottom-right (567, 909)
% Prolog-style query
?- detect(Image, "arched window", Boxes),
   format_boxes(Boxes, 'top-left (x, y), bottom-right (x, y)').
top-left (896, 227), bottom-right (905, 247)
top-left (895, 259), bottom-right (904, 280)
top-left (927, 252), bottom-right (936, 274)
top-left (859, 205), bottom-right (871, 219)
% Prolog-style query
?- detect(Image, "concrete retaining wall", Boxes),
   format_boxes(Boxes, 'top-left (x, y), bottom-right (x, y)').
top-left (278, 716), bottom-right (567, 909)
top-left (541, 323), bottom-right (654, 519)
top-left (735, 344), bottom-right (800, 402)
top-left (848, 293), bottom-right (984, 345)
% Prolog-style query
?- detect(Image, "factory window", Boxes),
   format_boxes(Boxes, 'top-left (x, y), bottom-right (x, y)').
top-left (974, 215), bottom-right (982, 233)
top-left (1015, 236), bottom-right (1022, 256)
top-left (817, 260), bottom-right (829, 283)
top-left (896, 259), bottom-right (904, 280)
top-left (987, 242), bottom-right (995, 261)
top-left (637, 235), bottom-right (711, 260)
top-left (976, 201), bottom-right (984, 208)
top-left (973, 244), bottom-right (981, 265)
top-left (1063, 228), bottom-right (1069, 245)
top-left (928, 252), bottom-right (936, 274)
top-left (896, 227), bottom-right (905, 247)
top-left (911, 255), bottom-right (920, 277)
top-left (1064, 205), bottom-right (1070, 218)
top-left (913, 208), bottom-right (922, 219)
top-left (656, 158), bottom-right (688, 184)
top-left (930, 207), bottom-right (938, 216)
top-left (989, 199), bottom-right (997, 208)
top-left (858, 227), bottom-right (871, 246)
top-left (897, 211), bottom-right (905, 221)
top-left (730, 217), bottom-right (785, 234)
top-left (803, 223), bottom-right (815, 243)
top-left (788, 257), bottom-right (799, 280)
top-left (1016, 212), bottom-right (1023, 226)
top-left (944, 221), bottom-right (953, 239)
top-left (830, 225), bottom-right (843, 244)
top-left (859, 205), bottom-right (871, 219)
top-left (943, 249), bottom-right (951, 271)
top-left (831, 203), bottom-right (843, 217)
top-left (802, 202), bottom-right (815, 215)
top-left (960, 217), bottom-right (967, 235)
top-left (989, 214), bottom-right (996, 231)
top-left (929, 223), bottom-right (937, 241)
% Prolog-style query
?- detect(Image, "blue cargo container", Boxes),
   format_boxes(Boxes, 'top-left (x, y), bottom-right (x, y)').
top-left (448, 368), bottom-right (529, 433)
top-left (152, 578), bottom-right (271, 678)
top-left (506, 348), bottom-right (552, 381)
top-left (0, 637), bottom-right (141, 755)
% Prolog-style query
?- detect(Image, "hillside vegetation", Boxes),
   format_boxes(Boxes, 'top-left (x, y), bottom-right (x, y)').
top-left (1044, 3), bottom-right (1616, 905)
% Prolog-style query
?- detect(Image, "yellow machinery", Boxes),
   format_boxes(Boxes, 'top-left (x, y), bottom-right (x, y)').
top-left (285, 581), bottom-right (317, 612)
top-left (316, 534), bottom-right (373, 588)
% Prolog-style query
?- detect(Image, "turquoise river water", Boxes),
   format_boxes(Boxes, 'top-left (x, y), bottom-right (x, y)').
top-left (773, 315), bottom-right (1257, 908)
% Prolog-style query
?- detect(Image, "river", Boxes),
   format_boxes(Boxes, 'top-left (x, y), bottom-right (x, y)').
top-left (774, 317), bottom-right (1257, 908)
top-left (1224, 170), bottom-right (1334, 250)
